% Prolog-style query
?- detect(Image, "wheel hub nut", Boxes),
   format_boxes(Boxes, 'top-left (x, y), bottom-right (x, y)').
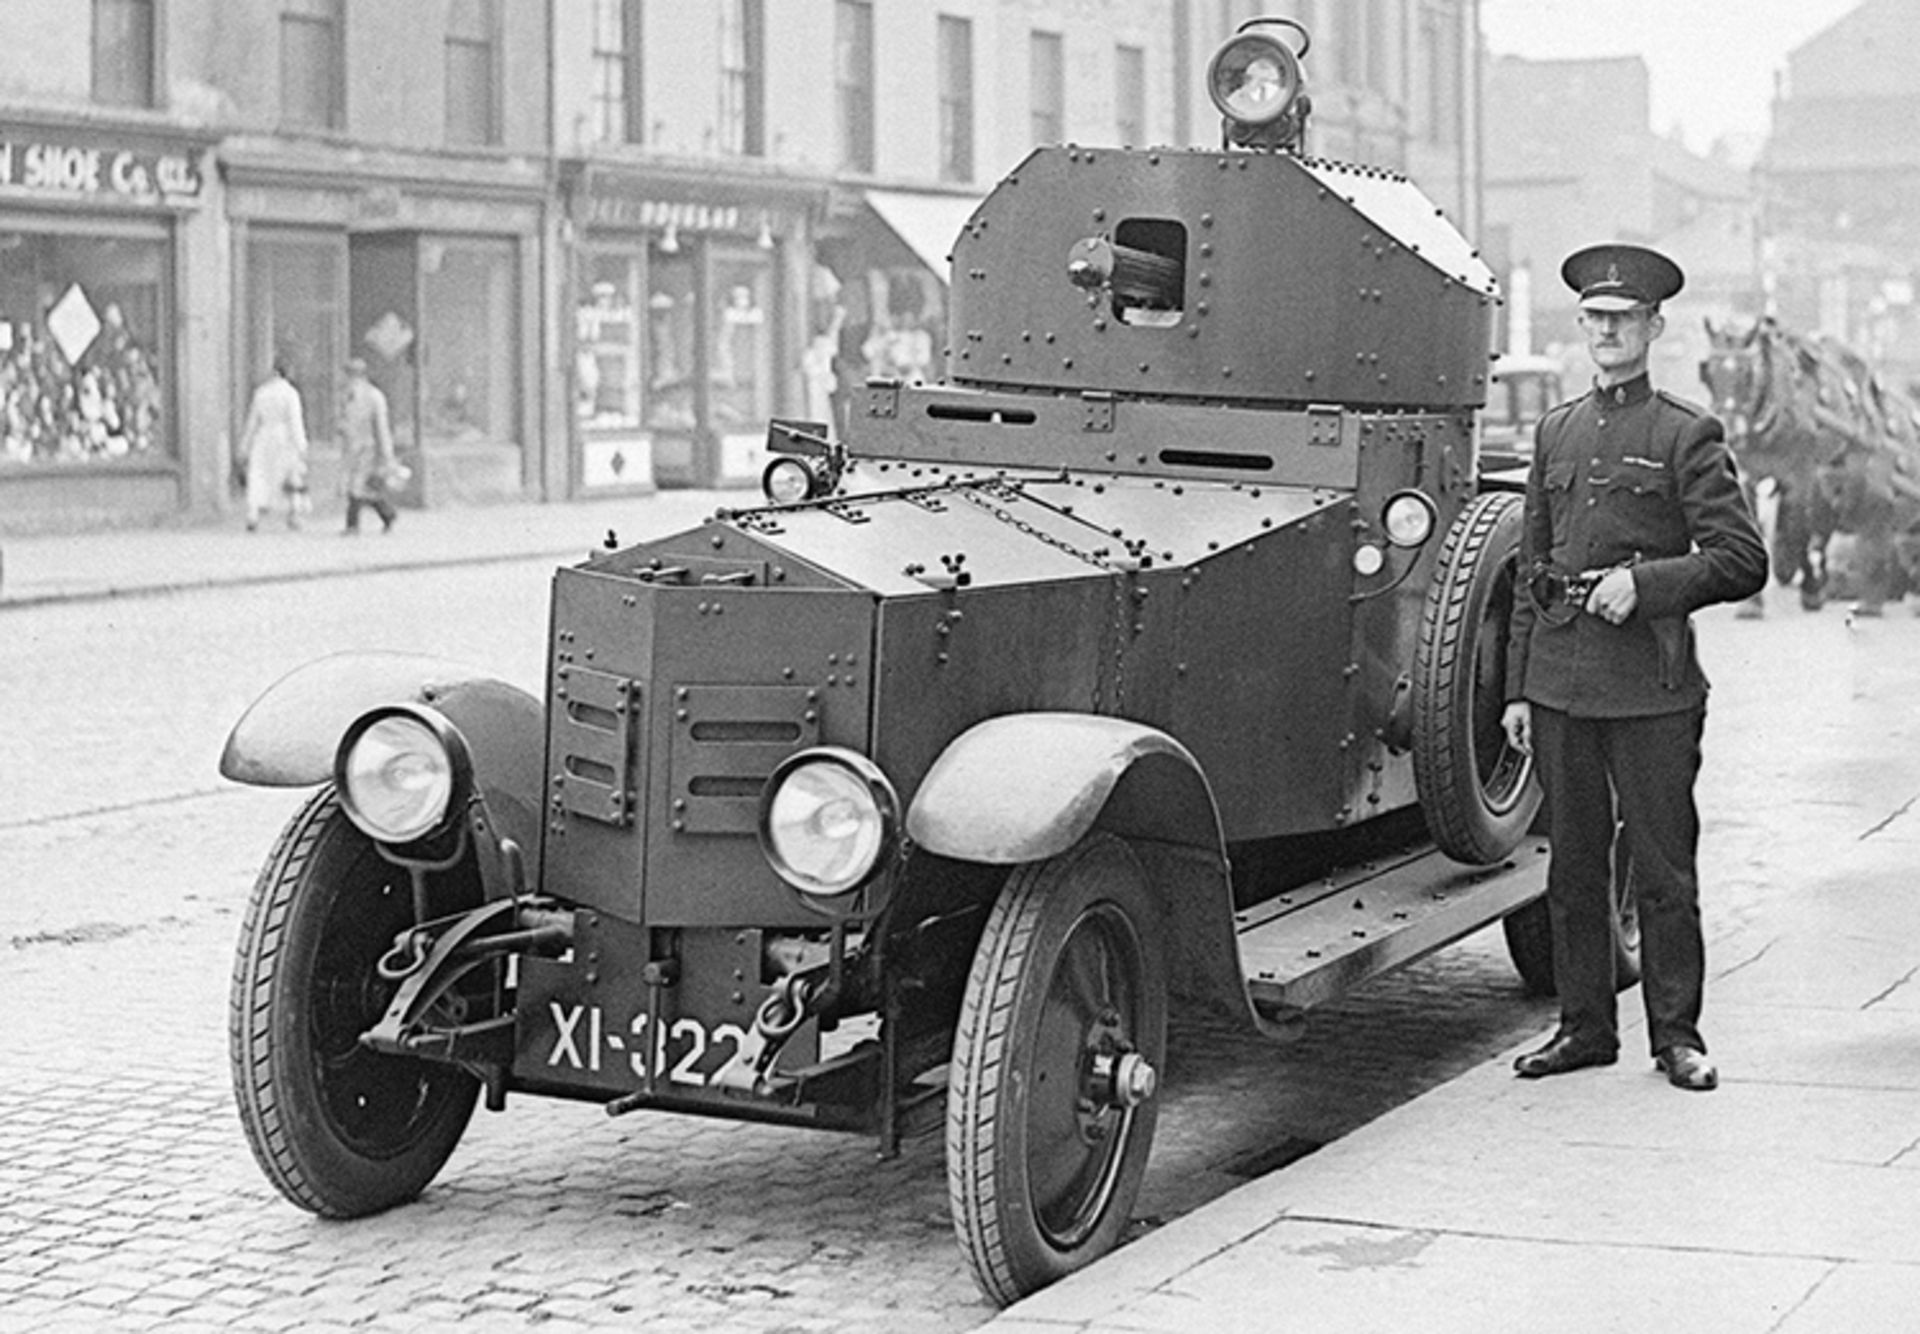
top-left (1095, 1051), bottom-right (1158, 1108)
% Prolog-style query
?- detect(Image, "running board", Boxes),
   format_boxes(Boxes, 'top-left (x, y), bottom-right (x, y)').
top-left (1238, 838), bottom-right (1549, 1017)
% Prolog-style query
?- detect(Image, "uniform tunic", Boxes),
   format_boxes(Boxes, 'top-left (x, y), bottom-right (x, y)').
top-left (1505, 373), bottom-right (1765, 1057)
top-left (1506, 374), bottom-right (1767, 715)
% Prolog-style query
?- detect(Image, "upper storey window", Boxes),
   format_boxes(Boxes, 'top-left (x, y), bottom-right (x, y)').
top-left (592, 0), bottom-right (643, 144)
top-left (446, 0), bottom-right (500, 147)
top-left (93, 0), bottom-right (156, 109)
top-left (938, 15), bottom-right (973, 183)
top-left (719, 0), bottom-right (765, 157)
top-left (280, 0), bottom-right (343, 131)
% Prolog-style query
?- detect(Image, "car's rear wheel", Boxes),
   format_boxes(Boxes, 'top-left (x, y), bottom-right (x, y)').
top-left (1413, 492), bottom-right (1542, 864)
top-left (229, 787), bottom-right (478, 1217)
top-left (1503, 828), bottom-right (1643, 996)
top-left (947, 834), bottom-right (1167, 1306)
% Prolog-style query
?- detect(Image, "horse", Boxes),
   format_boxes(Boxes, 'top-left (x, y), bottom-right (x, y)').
top-left (1700, 317), bottom-right (1840, 609)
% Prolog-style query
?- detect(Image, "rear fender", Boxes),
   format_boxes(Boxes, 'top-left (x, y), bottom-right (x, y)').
top-left (906, 713), bottom-right (1285, 1038)
top-left (220, 651), bottom-right (545, 861)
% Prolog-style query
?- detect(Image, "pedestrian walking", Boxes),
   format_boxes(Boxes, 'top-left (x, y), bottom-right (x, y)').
top-left (238, 359), bottom-right (311, 532)
top-left (338, 357), bottom-right (403, 535)
top-left (1501, 243), bottom-right (1768, 1092)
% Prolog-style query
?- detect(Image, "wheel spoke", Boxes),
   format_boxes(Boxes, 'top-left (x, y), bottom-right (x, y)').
top-left (1059, 926), bottom-right (1110, 1027)
top-left (1027, 910), bottom-right (1136, 1246)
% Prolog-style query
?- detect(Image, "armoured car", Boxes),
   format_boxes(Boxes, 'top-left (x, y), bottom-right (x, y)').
top-left (220, 20), bottom-right (1589, 1305)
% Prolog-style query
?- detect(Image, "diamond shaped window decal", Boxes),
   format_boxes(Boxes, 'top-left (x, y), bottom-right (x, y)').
top-left (48, 284), bottom-right (102, 366)
top-left (364, 311), bottom-right (416, 362)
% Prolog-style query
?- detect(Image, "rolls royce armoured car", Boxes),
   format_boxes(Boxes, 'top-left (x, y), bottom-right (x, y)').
top-left (220, 19), bottom-right (1620, 1305)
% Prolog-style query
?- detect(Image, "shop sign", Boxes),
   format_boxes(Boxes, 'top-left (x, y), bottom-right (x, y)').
top-left (583, 195), bottom-right (742, 234)
top-left (0, 128), bottom-right (204, 209)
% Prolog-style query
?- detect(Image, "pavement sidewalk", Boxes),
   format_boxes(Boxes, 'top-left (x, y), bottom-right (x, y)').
top-left (987, 608), bottom-right (1920, 1332)
top-left (0, 491), bottom-right (734, 609)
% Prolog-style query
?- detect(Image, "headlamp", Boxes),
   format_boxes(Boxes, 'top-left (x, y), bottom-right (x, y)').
top-left (762, 456), bottom-right (821, 505)
top-left (1207, 30), bottom-right (1301, 127)
top-left (757, 748), bottom-right (899, 898)
top-left (334, 706), bottom-right (470, 844)
top-left (1382, 491), bottom-right (1438, 548)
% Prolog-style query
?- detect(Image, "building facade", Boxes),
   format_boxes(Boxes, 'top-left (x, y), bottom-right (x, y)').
top-left (215, 0), bottom-right (557, 513)
top-left (0, 0), bottom-right (1483, 530)
top-left (549, 0), bottom-right (1485, 493)
top-left (0, 1), bottom-right (223, 531)
top-left (1759, 0), bottom-right (1920, 388)
top-left (1482, 51), bottom-right (1755, 390)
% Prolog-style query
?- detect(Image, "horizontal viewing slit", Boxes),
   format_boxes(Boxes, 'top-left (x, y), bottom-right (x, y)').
top-left (689, 775), bottom-right (765, 798)
top-left (565, 756), bottom-right (616, 785)
top-left (689, 720), bottom-right (803, 743)
top-left (1158, 448), bottom-right (1274, 472)
top-left (567, 700), bottom-right (620, 731)
top-left (925, 403), bottom-right (1038, 425)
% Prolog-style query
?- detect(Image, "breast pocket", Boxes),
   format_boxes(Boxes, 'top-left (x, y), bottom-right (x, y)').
top-left (1599, 461), bottom-right (1683, 549)
top-left (1544, 462), bottom-right (1577, 547)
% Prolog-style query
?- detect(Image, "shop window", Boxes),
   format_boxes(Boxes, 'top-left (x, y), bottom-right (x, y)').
top-left (708, 249), bottom-right (773, 435)
top-left (420, 237), bottom-right (517, 450)
top-left (718, 0), bottom-right (765, 157)
top-left (93, 0), bottom-right (156, 110)
top-left (446, 0), bottom-right (499, 148)
top-left (938, 16), bottom-right (973, 184)
top-left (1, 229), bottom-right (170, 466)
top-left (244, 229), bottom-right (344, 451)
top-left (1030, 31), bottom-right (1063, 147)
top-left (577, 252), bottom-right (642, 429)
top-left (591, 0), bottom-right (643, 145)
top-left (645, 242), bottom-right (697, 433)
top-left (835, 0), bottom-right (874, 173)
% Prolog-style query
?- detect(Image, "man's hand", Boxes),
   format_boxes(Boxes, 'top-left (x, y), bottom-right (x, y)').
top-left (1501, 701), bottom-right (1532, 756)
top-left (1584, 566), bottom-right (1639, 625)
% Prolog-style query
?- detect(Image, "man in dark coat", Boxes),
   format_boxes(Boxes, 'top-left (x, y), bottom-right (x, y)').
top-left (1502, 243), bottom-right (1767, 1091)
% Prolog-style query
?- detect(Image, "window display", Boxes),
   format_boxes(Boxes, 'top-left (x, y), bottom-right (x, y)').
top-left (644, 244), bottom-right (696, 433)
top-left (421, 237), bottom-right (517, 448)
top-left (245, 229), bottom-right (344, 442)
top-left (708, 248), bottom-right (771, 433)
top-left (0, 229), bottom-right (168, 466)
top-left (576, 251), bottom-right (641, 429)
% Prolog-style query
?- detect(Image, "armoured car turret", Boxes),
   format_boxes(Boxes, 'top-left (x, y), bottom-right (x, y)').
top-left (220, 20), bottom-right (1610, 1307)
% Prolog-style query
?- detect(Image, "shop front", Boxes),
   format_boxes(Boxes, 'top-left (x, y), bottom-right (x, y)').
top-left (814, 186), bottom-right (979, 438)
top-left (565, 163), bottom-right (822, 491)
top-left (0, 119), bottom-right (218, 532)
top-left (221, 143), bottom-right (548, 512)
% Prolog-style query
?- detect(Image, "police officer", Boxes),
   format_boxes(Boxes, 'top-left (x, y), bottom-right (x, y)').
top-left (1502, 243), bottom-right (1767, 1092)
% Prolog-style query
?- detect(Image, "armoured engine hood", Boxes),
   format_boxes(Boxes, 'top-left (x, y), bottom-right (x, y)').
top-left (682, 470), bottom-right (1340, 597)
top-left (946, 146), bottom-right (1497, 411)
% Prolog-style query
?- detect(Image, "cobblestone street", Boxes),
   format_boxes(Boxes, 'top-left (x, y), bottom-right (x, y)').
top-left (1, 560), bottom-right (1558, 1332)
top-left (2, 799), bottom-right (1552, 1333)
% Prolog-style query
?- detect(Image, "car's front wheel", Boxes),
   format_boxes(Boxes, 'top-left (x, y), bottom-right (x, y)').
top-left (229, 787), bottom-right (479, 1217)
top-left (947, 834), bottom-right (1167, 1306)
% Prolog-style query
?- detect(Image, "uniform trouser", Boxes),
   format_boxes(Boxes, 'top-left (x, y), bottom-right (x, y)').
top-left (1532, 704), bottom-right (1707, 1057)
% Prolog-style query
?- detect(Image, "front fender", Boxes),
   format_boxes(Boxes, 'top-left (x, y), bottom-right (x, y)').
top-left (220, 651), bottom-right (545, 860)
top-left (906, 712), bottom-right (1223, 864)
top-left (905, 712), bottom-right (1290, 1040)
